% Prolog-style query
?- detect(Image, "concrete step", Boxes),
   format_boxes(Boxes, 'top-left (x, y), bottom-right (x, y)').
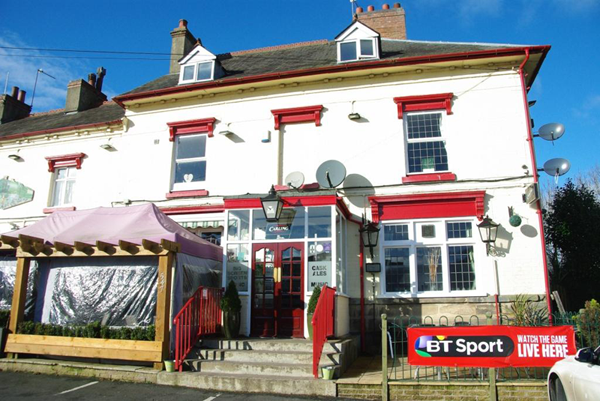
top-left (184, 359), bottom-right (322, 377)
top-left (193, 348), bottom-right (340, 365)
top-left (156, 370), bottom-right (337, 397)
top-left (201, 338), bottom-right (342, 353)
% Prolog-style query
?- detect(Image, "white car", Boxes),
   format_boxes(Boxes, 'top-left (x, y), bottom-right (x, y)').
top-left (548, 346), bottom-right (600, 401)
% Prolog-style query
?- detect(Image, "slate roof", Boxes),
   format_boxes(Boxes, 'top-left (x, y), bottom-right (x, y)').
top-left (0, 102), bottom-right (124, 139)
top-left (123, 39), bottom-right (526, 96)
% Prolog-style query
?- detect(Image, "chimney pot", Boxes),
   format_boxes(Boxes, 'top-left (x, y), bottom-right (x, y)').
top-left (11, 87), bottom-right (19, 98)
top-left (179, 19), bottom-right (187, 28)
top-left (17, 90), bottom-right (26, 103)
top-left (88, 73), bottom-right (97, 87)
top-left (356, 6), bottom-right (363, 13)
top-left (393, 2), bottom-right (401, 8)
top-left (357, 2), bottom-right (406, 39)
top-left (367, 5), bottom-right (375, 11)
top-left (383, 4), bottom-right (390, 9)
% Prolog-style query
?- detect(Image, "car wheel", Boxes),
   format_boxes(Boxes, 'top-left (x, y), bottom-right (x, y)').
top-left (549, 377), bottom-right (568, 401)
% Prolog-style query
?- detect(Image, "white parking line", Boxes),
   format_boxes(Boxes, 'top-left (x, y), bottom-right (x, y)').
top-left (56, 381), bottom-right (99, 395)
top-left (202, 394), bottom-right (221, 401)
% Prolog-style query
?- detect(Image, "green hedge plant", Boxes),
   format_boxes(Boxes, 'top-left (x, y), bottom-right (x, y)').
top-left (16, 321), bottom-right (155, 341)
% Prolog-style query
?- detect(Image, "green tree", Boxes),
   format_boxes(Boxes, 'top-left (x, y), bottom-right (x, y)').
top-left (545, 180), bottom-right (600, 310)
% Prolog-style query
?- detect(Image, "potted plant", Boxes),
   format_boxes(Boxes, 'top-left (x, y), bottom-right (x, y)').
top-left (220, 281), bottom-right (242, 339)
top-left (307, 286), bottom-right (321, 340)
top-left (0, 309), bottom-right (10, 358)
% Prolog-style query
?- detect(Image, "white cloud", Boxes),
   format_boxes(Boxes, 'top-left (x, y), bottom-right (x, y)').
top-left (0, 31), bottom-right (92, 113)
top-left (552, 0), bottom-right (600, 14)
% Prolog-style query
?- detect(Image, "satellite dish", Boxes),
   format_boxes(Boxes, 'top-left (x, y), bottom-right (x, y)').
top-left (542, 158), bottom-right (571, 177)
top-left (285, 171), bottom-right (305, 188)
top-left (316, 160), bottom-right (347, 188)
top-left (537, 123), bottom-right (565, 141)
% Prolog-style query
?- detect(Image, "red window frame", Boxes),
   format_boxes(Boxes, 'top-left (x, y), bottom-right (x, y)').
top-left (271, 105), bottom-right (323, 130)
top-left (393, 93), bottom-right (453, 120)
top-left (45, 153), bottom-right (86, 173)
top-left (167, 117), bottom-right (216, 141)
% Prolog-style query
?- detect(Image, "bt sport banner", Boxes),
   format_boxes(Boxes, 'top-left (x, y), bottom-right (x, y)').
top-left (408, 326), bottom-right (576, 368)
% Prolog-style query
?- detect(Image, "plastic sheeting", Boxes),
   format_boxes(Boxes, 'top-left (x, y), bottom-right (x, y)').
top-left (34, 257), bottom-right (158, 327)
top-left (0, 257), bottom-right (38, 319)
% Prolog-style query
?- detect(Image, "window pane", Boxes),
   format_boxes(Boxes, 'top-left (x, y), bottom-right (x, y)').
top-left (406, 113), bottom-right (442, 139)
top-left (56, 168), bottom-right (67, 180)
top-left (417, 247), bottom-right (443, 291)
top-left (407, 141), bottom-right (448, 173)
top-left (226, 244), bottom-right (249, 292)
top-left (308, 241), bottom-right (332, 291)
top-left (384, 225), bottom-right (409, 241)
top-left (176, 135), bottom-right (206, 160)
top-left (52, 180), bottom-right (64, 206)
top-left (449, 245), bottom-right (476, 291)
top-left (64, 179), bottom-right (75, 204)
top-left (447, 222), bottom-right (472, 239)
top-left (360, 39), bottom-right (374, 56)
top-left (308, 206), bottom-right (331, 238)
top-left (66, 167), bottom-right (77, 178)
top-left (253, 207), bottom-right (305, 240)
top-left (174, 160), bottom-right (206, 183)
top-left (227, 210), bottom-right (250, 241)
top-left (196, 62), bottom-right (212, 80)
top-left (183, 65), bottom-right (194, 80)
top-left (385, 248), bottom-right (410, 292)
top-left (340, 42), bottom-right (357, 61)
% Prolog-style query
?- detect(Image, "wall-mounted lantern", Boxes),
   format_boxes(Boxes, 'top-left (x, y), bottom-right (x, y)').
top-left (260, 185), bottom-right (284, 222)
top-left (477, 215), bottom-right (499, 255)
top-left (360, 219), bottom-right (380, 259)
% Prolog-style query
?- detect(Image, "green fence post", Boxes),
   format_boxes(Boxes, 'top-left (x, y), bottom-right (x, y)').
top-left (382, 313), bottom-right (388, 401)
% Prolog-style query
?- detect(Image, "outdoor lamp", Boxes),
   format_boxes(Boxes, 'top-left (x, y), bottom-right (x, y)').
top-left (360, 221), bottom-right (380, 259)
top-left (260, 185), bottom-right (284, 222)
top-left (477, 215), bottom-right (499, 255)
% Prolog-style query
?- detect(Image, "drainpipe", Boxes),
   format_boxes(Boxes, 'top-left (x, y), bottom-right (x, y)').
top-left (518, 48), bottom-right (554, 324)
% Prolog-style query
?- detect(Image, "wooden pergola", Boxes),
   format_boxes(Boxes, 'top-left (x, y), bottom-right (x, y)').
top-left (0, 234), bottom-right (181, 370)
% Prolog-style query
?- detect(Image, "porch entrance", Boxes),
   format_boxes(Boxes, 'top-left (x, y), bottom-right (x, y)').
top-left (251, 242), bottom-right (304, 337)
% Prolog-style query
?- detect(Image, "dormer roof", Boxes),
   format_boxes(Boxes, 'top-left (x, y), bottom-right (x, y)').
top-left (335, 21), bottom-right (380, 42)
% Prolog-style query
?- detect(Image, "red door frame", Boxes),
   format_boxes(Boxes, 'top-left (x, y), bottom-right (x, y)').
top-left (251, 242), bottom-right (304, 338)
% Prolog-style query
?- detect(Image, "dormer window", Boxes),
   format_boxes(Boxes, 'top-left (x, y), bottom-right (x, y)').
top-left (335, 21), bottom-right (380, 63)
top-left (181, 61), bottom-right (214, 83)
top-left (178, 43), bottom-right (223, 85)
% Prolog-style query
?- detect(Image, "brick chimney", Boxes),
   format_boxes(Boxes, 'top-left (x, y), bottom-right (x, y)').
top-left (0, 86), bottom-right (32, 124)
top-left (356, 3), bottom-right (407, 40)
top-left (170, 19), bottom-right (197, 74)
top-left (64, 67), bottom-right (108, 113)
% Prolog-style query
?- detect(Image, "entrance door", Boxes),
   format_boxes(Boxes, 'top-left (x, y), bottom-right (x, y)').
top-left (251, 243), bottom-right (304, 337)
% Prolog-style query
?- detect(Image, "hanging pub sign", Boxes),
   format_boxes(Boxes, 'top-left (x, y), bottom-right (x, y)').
top-left (408, 325), bottom-right (576, 368)
top-left (0, 178), bottom-right (34, 210)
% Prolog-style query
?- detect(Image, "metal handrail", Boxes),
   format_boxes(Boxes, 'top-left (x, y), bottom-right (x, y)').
top-left (312, 285), bottom-right (336, 378)
top-left (173, 286), bottom-right (223, 372)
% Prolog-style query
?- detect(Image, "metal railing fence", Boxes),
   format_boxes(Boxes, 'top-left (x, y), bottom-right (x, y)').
top-left (383, 312), bottom-right (599, 383)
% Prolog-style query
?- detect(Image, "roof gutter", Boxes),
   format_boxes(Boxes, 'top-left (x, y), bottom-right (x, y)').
top-left (0, 118), bottom-right (124, 142)
top-left (113, 45), bottom-right (551, 108)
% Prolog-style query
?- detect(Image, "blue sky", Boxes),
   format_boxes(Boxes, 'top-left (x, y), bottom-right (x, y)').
top-left (1, 0), bottom-right (598, 186)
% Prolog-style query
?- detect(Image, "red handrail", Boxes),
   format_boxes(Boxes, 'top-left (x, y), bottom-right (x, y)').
top-left (173, 286), bottom-right (223, 372)
top-left (312, 285), bottom-right (336, 378)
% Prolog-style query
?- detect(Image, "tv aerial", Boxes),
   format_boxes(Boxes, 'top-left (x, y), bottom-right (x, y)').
top-left (285, 171), bottom-right (305, 189)
top-left (316, 160), bottom-right (347, 188)
top-left (539, 158), bottom-right (571, 184)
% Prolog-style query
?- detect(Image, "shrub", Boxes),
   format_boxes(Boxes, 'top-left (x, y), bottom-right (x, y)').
top-left (84, 322), bottom-right (101, 338)
top-left (577, 299), bottom-right (600, 348)
top-left (220, 281), bottom-right (241, 313)
top-left (14, 320), bottom-right (155, 341)
top-left (307, 286), bottom-right (321, 315)
top-left (509, 294), bottom-right (548, 326)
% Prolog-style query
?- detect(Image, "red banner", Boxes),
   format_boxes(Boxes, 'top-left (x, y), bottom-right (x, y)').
top-left (407, 325), bottom-right (576, 368)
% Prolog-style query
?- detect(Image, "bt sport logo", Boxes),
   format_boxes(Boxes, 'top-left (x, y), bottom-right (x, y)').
top-left (414, 335), bottom-right (515, 358)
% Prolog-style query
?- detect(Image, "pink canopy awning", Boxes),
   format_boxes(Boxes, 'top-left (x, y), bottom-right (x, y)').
top-left (3, 203), bottom-right (222, 261)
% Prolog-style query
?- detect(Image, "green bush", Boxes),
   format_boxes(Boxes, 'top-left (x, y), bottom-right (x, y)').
top-left (14, 321), bottom-right (155, 341)
top-left (0, 310), bottom-right (10, 329)
top-left (576, 299), bottom-right (600, 348)
top-left (220, 280), bottom-right (241, 313)
top-left (307, 286), bottom-right (321, 315)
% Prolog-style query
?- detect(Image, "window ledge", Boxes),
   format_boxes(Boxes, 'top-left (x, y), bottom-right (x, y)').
top-left (166, 190), bottom-right (209, 199)
top-left (402, 173), bottom-right (457, 184)
top-left (43, 206), bottom-right (76, 214)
